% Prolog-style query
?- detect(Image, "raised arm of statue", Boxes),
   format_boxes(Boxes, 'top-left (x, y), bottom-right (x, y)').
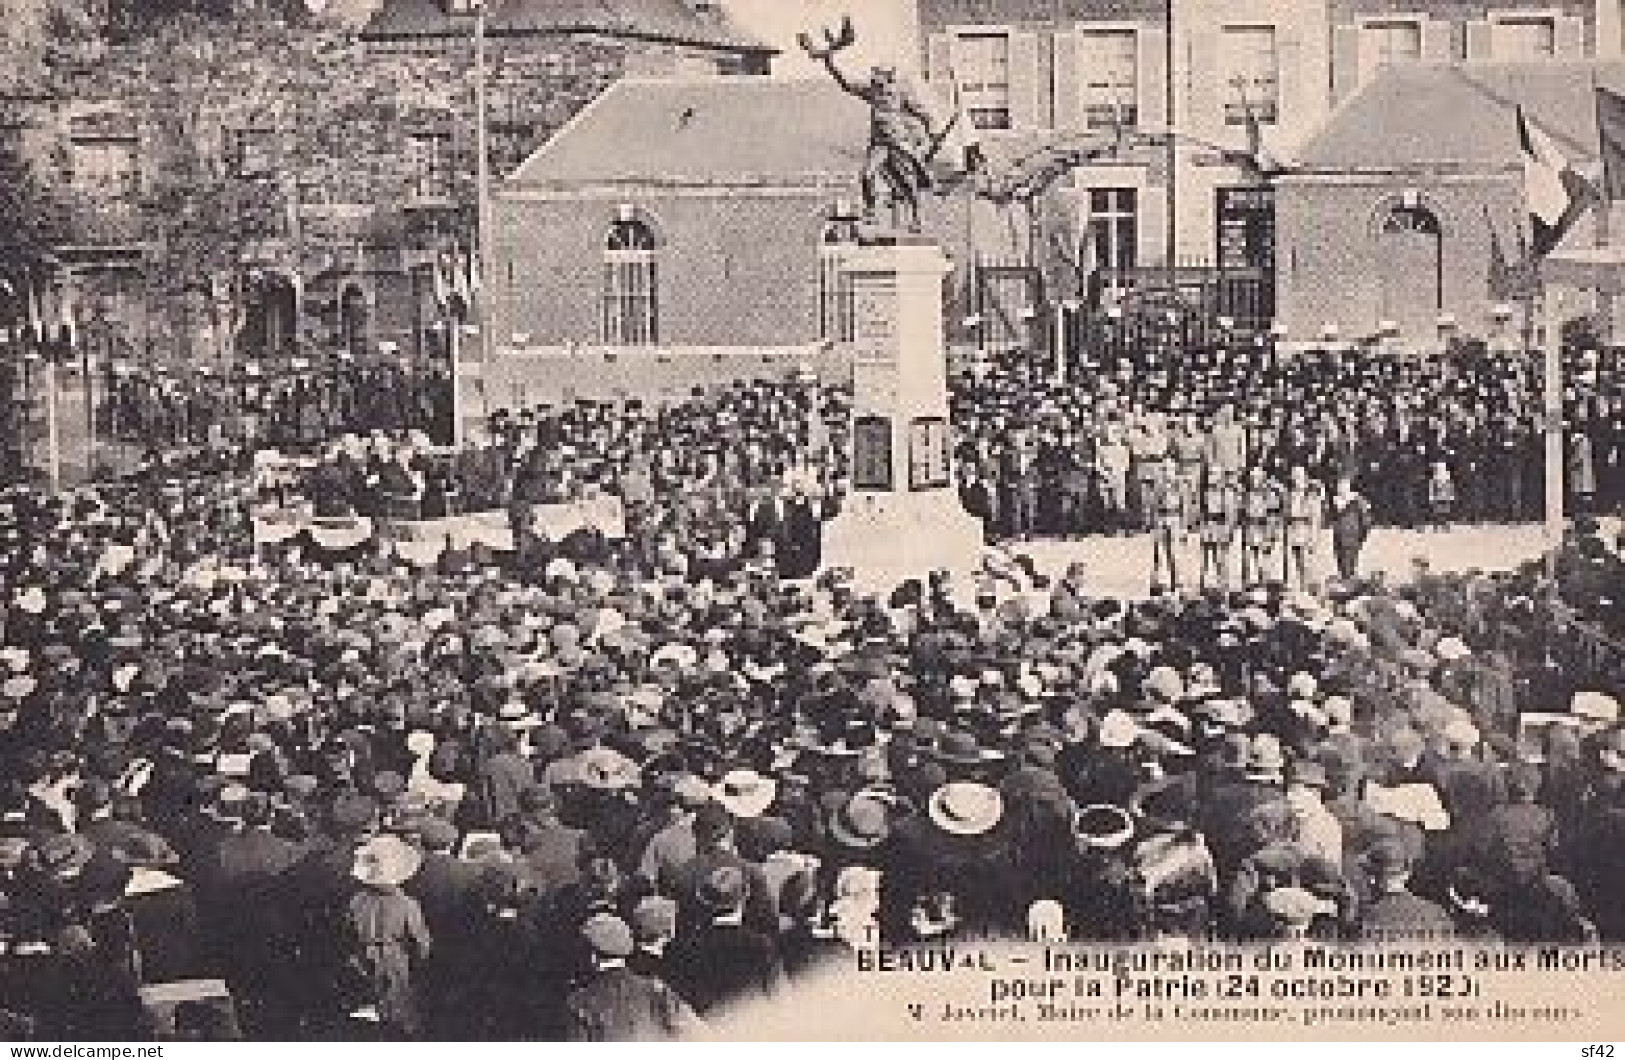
top-left (798, 16), bottom-right (865, 100)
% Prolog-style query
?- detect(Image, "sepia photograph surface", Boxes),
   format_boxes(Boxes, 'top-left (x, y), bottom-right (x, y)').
top-left (0, 0), bottom-right (1623, 1044)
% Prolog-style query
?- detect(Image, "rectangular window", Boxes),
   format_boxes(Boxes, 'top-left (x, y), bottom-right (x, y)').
top-left (405, 132), bottom-right (453, 201)
top-left (228, 127), bottom-right (276, 179)
top-left (1088, 188), bottom-right (1138, 274)
top-left (1492, 15), bottom-right (1556, 58)
top-left (1078, 29), bottom-right (1139, 131)
top-left (1218, 25), bottom-right (1280, 126)
top-left (1361, 19), bottom-right (1423, 67)
top-left (954, 31), bottom-right (1012, 131)
top-left (69, 136), bottom-right (139, 199)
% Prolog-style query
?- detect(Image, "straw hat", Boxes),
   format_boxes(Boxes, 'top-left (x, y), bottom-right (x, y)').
top-left (1073, 803), bottom-right (1135, 850)
top-left (352, 834), bottom-right (423, 888)
top-left (927, 782), bottom-right (1005, 837)
top-left (713, 769), bottom-right (777, 820)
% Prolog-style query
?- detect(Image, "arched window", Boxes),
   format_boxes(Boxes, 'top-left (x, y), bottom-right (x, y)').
top-left (1376, 201), bottom-right (1444, 339)
top-left (818, 222), bottom-right (854, 343)
top-left (603, 216), bottom-right (659, 346)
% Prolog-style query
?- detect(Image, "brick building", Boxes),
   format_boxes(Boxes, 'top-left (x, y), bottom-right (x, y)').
top-left (0, 0), bottom-right (772, 374)
top-left (915, 0), bottom-right (1616, 335)
top-left (491, 75), bottom-right (1069, 365)
top-left (1276, 60), bottom-right (1618, 348)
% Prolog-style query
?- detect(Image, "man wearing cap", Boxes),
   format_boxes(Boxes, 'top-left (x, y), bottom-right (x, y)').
top-left (664, 865), bottom-right (784, 1018)
top-left (636, 775), bottom-right (711, 893)
top-left (564, 913), bottom-right (699, 1041)
top-left (666, 802), bottom-right (777, 935)
top-left (627, 895), bottom-right (680, 981)
top-left (1357, 838), bottom-right (1454, 943)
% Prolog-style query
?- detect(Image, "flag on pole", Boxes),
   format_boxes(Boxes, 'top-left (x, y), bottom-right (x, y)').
top-left (431, 251), bottom-right (451, 312)
top-left (1517, 105), bottom-right (1597, 258)
top-left (1487, 207), bottom-right (1513, 301)
top-left (26, 276), bottom-right (45, 346)
top-left (452, 244), bottom-right (473, 310)
top-left (1596, 85), bottom-right (1625, 201)
top-left (57, 282), bottom-right (77, 354)
top-left (1485, 206), bottom-right (1538, 301)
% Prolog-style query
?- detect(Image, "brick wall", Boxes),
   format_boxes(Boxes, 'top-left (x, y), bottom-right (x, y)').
top-left (493, 187), bottom-right (842, 349)
top-left (491, 183), bottom-right (1034, 353)
top-left (1275, 172), bottom-right (1528, 344)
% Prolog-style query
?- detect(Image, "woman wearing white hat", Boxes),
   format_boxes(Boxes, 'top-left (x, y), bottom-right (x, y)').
top-left (345, 835), bottom-right (431, 1036)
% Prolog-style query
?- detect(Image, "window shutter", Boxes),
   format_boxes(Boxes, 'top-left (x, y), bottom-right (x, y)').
top-left (1465, 20), bottom-right (1493, 60)
top-left (927, 32), bottom-right (953, 87)
top-left (1140, 25), bottom-right (1167, 131)
top-left (1421, 17), bottom-right (1454, 61)
top-left (1052, 29), bottom-right (1081, 132)
top-left (1331, 23), bottom-right (1360, 102)
top-left (1554, 15), bottom-right (1585, 58)
top-left (1009, 30), bottom-right (1042, 130)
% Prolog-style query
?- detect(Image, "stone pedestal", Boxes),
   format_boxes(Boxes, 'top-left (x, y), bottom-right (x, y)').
top-left (822, 239), bottom-right (985, 593)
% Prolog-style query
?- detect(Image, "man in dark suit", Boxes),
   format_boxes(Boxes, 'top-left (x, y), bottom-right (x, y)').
top-left (405, 818), bottom-right (483, 1038)
top-left (778, 486), bottom-right (823, 580)
top-left (744, 486), bottom-right (788, 556)
top-left (663, 866), bottom-right (783, 1018)
top-left (563, 914), bottom-right (698, 1041)
top-left (666, 802), bottom-right (777, 934)
top-left (205, 792), bottom-right (308, 1038)
top-left (1357, 839), bottom-right (1455, 943)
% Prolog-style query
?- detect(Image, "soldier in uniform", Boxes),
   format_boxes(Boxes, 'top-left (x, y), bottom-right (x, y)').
top-left (1096, 419), bottom-right (1132, 535)
top-left (1241, 465), bottom-right (1280, 589)
top-left (1148, 465), bottom-right (1187, 594)
top-left (1171, 412), bottom-right (1207, 526)
top-left (1204, 404), bottom-right (1248, 489)
top-left (1198, 470), bottom-right (1241, 592)
top-left (1127, 410), bottom-right (1170, 533)
top-left (1281, 464), bottom-right (1325, 591)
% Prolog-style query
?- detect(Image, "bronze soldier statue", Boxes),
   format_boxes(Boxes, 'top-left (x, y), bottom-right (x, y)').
top-left (799, 17), bottom-right (955, 234)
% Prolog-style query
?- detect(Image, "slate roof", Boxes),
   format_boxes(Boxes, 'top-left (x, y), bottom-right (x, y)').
top-left (1297, 61), bottom-right (1625, 172)
top-left (360, 0), bottom-right (773, 54)
top-left (507, 74), bottom-right (1058, 187)
top-left (508, 77), bottom-right (868, 185)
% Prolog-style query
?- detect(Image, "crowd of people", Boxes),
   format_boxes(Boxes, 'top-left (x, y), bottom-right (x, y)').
top-left (954, 345), bottom-right (1624, 540)
top-left (0, 414), bottom-right (1621, 1040)
top-left (101, 361), bottom-right (455, 454)
top-left (256, 345), bottom-right (1625, 599)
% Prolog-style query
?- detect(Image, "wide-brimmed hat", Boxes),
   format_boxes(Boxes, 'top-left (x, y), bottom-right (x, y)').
top-left (927, 782), bottom-right (1004, 837)
top-left (576, 747), bottom-right (641, 791)
top-left (713, 769), bottom-right (777, 819)
top-left (1263, 886), bottom-right (1335, 927)
top-left (581, 913), bottom-right (635, 959)
top-left (1574, 691), bottom-right (1621, 725)
top-left (352, 834), bottom-right (423, 888)
top-left (696, 865), bottom-right (749, 913)
top-left (1246, 733), bottom-right (1287, 776)
top-left (1074, 803), bottom-right (1135, 850)
top-left (932, 731), bottom-right (1004, 767)
top-left (827, 790), bottom-right (894, 850)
